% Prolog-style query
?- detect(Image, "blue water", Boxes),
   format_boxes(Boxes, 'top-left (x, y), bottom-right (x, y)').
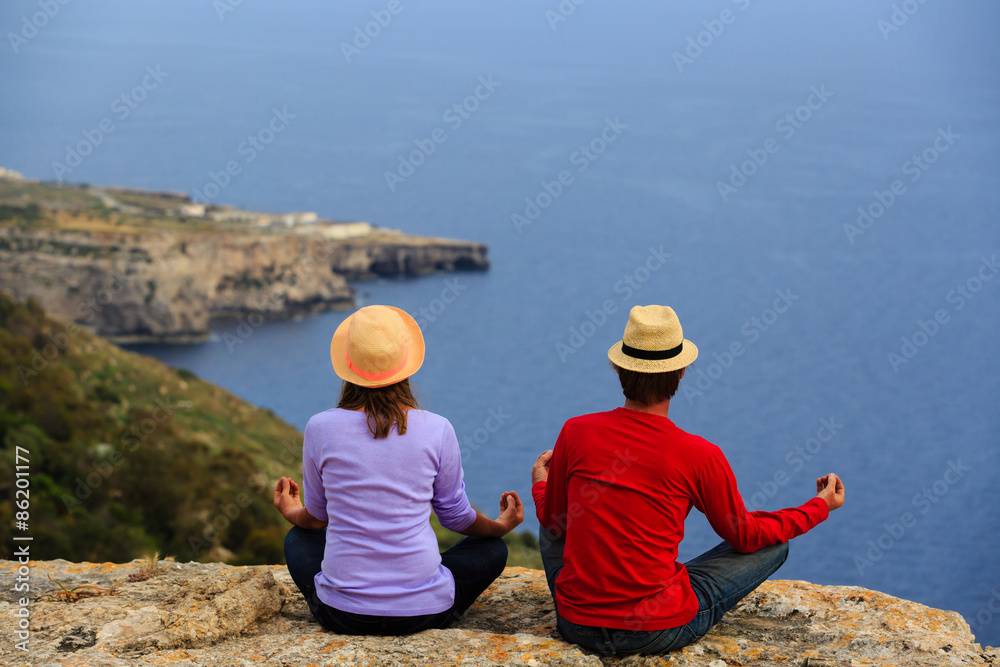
top-left (2, 0), bottom-right (998, 645)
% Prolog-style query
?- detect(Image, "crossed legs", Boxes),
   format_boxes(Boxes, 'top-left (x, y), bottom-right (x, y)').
top-left (539, 527), bottom-right (788, 656)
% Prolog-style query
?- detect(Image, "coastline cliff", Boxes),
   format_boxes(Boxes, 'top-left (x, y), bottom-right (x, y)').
top-left (1, 560), bottom-right (996, 666)
top-left (0, 177), bottom-right (488, 342)
top-left (0, 226), bottom-right (488, 342)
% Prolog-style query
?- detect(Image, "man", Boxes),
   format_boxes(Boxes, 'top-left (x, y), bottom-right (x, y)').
top-left (531, 305), bottom-right (844, 656)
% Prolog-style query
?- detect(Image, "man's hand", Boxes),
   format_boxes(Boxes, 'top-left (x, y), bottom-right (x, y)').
top-left (498, 491), bottom-right (524, 532)
top-left (816, 473), bottom-right (845, 512)
top-left (273, 477), bottom-right (304, 520)
top-left (532, 450), bottom-right (553, 484)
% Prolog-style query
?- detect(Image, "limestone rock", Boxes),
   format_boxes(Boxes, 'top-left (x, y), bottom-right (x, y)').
top-left (322, 239), bottom-right (490, 279)
top-left (0, 560), bottom-right (995, 666)
top-left (94, 568), bottom-right (283, 653)
top-left (0, 226), bottom-right (488, 342)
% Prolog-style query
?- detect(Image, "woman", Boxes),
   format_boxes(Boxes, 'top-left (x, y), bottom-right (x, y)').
top-left (274, 304), bottom-right (523, 635)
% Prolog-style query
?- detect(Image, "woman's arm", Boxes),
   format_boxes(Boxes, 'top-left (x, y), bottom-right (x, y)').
top-left (273, 477), bottom-right (328, 530)
top-left (456, 491), bottom-right (524, 538)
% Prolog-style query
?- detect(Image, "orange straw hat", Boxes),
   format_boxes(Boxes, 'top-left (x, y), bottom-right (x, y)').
top-left (607, 305), bottom-right (698, 373)
top-left (330, 305), bottom-right (425, 388)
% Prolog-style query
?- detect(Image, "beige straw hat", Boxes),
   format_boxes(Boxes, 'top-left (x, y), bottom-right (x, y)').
top-left (330, 305), bottom-right (425, 388)
top-left (607, 305), bottom-right (698, 373)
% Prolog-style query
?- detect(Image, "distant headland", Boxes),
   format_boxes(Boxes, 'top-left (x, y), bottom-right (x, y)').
top-left (0, 170), bottom-right (488, 342)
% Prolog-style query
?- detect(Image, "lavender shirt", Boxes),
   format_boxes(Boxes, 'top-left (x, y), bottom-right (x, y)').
top-left (302, 408), bottom-right (478, 616)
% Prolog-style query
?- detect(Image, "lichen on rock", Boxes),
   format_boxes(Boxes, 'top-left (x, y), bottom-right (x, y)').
top-left (0, 559), bottom-right (996, 666)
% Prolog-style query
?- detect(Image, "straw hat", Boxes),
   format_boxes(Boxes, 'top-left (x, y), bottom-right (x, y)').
top-left (330, 305), bottom-right (425, 388)
top-left (607, 305), bottom-right (698, 373)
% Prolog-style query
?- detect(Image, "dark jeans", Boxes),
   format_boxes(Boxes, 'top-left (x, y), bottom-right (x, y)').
top-left (283, 526), bottom-right (507, 635)
top-left (539, 527), bottom-right (789, 656)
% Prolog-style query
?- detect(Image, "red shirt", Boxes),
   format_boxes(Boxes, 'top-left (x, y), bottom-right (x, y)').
top-left (532, 407), bottom-right (829, 630)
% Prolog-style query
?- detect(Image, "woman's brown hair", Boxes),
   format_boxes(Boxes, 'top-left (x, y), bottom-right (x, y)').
top-left (338, 379), bottom-right (420, 439)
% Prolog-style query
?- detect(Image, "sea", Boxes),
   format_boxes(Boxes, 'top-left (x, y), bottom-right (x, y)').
top-left (2, 0), bottom-right (998, 645)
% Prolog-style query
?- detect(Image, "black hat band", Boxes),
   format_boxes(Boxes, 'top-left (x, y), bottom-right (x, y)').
top-left (621, 341), bottom-right (683, 361)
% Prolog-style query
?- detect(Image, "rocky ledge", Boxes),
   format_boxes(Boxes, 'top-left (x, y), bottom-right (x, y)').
top-left (0, 560), bottom-right (996, 666)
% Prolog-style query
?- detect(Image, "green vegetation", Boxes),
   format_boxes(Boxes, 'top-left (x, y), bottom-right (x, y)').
top-left (0, 292), bottom-right (303, 565)
top-left (0, 179), bottom-right (241, 234)
top-left (0, 234), bottom-right (125, 259)
top-left (102, 188), bottom-right (186, 213)
top-left (0, 203), bottom-right (43, 226)
top-left (0, 293), bottom-right (541, 569)
top-left (0, 180), bottom-right (97, 212)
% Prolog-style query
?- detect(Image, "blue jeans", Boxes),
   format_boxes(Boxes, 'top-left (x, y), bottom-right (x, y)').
top-left (283, 526), bottom-right (507, 635)
top-left (539, 527), bottom-right (789, 656)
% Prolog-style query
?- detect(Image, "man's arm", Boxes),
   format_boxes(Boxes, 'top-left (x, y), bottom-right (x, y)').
top-left (532, 431), bottom-right (570, 537)
top-left (696, 449), bottom-right (843, 552)
top-left (530, 448), bottom-right (556, 531)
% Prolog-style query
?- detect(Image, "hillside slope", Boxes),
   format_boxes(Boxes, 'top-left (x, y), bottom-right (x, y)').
top-left (0, 293), bottom-right (539, 567)
top-left (0, 292), bottom-right (304, 564)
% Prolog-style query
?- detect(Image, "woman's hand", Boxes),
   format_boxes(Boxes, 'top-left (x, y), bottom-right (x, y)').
top-left (273, 477), bottom-right (328, 529)
top-left (532, 450), bottom-right (553, 484)
top-left (273, 477), bottom-right (304, 520)
top-left (497, 490), bottom-right (524, 533)
top-left (458, 490), bottom-right (524, 538)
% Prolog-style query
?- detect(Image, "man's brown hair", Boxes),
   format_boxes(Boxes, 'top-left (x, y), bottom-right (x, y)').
top-left (338, 379), bottom-right (419, 439)
top-left (611, 362), bottom-right (686, 405)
